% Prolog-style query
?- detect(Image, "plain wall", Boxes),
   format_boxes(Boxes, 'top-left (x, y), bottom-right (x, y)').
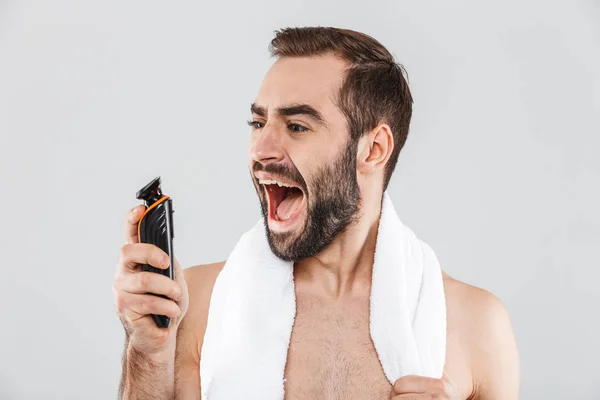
top-left (1, 0), bottom-right (599, 398)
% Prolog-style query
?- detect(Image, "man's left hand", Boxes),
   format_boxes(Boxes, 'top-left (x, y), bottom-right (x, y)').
top-left (391, 373), bottom-right (460, 399)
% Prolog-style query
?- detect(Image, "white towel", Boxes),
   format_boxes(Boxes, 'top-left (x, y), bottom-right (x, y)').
top-left (199, 192), bottom-right (446, 399)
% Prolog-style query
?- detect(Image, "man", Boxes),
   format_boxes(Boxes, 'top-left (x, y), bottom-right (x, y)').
top-left (113, 27), bottom-right (520, 399)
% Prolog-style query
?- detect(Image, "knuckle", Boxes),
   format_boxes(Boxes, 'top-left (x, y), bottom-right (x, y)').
top-left (172, 303), bottom-right (182, 318)
top-left (115, 295), bottom-right (127, 315)
top-left (137, 295), bottom-right (151, 312)
top-left (393, 378), bottom-right (403, 392)
top-left (119, 244), bottom-right (131, 260)
top-left (127, 206), bottom-right (139, 222)
top-left (137, 272), bottom-right (150, 290)
top-left (149, 296), bottom-right (163, 314)
top-left (170, 283), bottom-right (182, 300)
top-left (155, 328), bottom-right (170, 344)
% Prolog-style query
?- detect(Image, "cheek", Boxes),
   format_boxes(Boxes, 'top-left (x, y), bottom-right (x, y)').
top-left (287, 150), bottom-right (312, 178)
top-left (291, 143), bottom-right (337, 176)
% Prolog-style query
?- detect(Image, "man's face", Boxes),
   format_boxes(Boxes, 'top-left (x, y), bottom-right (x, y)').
top-left (248, 54), bottom-right (361, 262)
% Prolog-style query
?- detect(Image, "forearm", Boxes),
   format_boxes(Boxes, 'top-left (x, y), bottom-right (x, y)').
top-left (120, 340), bottom-right (176, 400)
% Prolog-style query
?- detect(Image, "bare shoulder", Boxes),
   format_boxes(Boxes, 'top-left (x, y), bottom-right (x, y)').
top-left (174, 261), bottom-right (226, 397)
top-left (184, 261), bottom-right (226, 296)
top-left (442, 271), bottom-right (510, 322)
top-left (182, 260), bottom-right (226, 335)
top-left (442, 270), bottom-right (516, 357)
top-left (442, 271), bottom-right (520, 399)
top-left (178, 261), bottom-right (226, 354)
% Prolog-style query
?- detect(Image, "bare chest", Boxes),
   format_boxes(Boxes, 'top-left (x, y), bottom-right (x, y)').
top-left (283, 294), bottom-right (392, 400)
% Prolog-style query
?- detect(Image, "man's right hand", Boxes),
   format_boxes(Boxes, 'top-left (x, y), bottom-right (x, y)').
top-left (113, 204), bottom-right (190, 358)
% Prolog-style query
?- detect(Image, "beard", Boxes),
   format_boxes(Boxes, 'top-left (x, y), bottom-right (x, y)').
top-left (251, 139), bottom-right (362, 262)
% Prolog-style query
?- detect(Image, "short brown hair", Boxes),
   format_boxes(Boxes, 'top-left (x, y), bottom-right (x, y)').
top-left (269, 26), bottom-right (413, 191)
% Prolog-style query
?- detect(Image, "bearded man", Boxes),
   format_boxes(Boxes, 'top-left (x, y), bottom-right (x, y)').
top-left (114, 27), bottom-right (520, 400)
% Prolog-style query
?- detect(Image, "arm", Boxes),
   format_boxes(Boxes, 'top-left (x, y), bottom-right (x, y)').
top-left (174, 262), bottom-right (225, 400)
top-left (115, 204), bottom-right (189, 400)
top-left (120, 337), bottom-right (177, 400)
top-left (471, 290), bottom-right (520, 399)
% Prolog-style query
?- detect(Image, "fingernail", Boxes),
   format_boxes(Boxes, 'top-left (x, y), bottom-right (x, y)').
top-left (163, 255), bottom-right (170, 267)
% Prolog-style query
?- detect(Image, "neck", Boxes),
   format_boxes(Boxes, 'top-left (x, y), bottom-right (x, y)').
top-left (294, 192), bottom-right (383, 299)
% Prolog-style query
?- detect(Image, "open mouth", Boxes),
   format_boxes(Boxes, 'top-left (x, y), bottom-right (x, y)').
top-left (261, 179), bottom-right (305, 222)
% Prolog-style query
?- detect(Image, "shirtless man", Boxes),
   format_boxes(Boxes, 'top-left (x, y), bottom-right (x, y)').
top-left (113, 27), bottom-right (520, 399)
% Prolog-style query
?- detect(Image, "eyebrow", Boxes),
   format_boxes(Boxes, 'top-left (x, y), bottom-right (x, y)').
top-left (250, 103), bottom-right (328, 127)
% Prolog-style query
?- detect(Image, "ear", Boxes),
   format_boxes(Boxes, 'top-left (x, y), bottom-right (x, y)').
top-left (356, 123), bottom-right (394, 175)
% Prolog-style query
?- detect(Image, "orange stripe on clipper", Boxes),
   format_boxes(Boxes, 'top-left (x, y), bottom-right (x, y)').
top-left (137, 195), bottom-right (169, 242)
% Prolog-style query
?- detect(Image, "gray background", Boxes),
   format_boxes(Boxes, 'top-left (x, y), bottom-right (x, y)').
top-left (1, 0), bottom-right (599, 399)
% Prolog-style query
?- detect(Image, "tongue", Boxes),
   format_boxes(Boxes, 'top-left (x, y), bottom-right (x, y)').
top-left (276, 189), bottom-right (303, 220)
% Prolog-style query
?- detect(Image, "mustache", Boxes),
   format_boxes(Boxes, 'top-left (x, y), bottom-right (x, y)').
top-left (252, 161), bottom-right (307, 192)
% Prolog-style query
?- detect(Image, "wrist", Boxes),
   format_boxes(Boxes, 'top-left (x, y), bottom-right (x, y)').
top-left (127, 338), bottom-right (176, 365)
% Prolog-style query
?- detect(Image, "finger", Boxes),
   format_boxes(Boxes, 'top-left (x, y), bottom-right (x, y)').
top-left (172, 257), bottom-right (189, 307)
top-left (172, 257), bottom-right (186, 288)
top-left (118, 243), bottom-right (170, 273)
top-left (115, 272), bottom-right (183, 301)
top-left (120, 293), bottom-right (181, 320)
top-left (124, 205), bottom-right (146, 244)
top-left (393, 375), bottom-right (436, 394)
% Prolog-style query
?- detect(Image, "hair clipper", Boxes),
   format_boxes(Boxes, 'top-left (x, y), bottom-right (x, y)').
top-left (136, 176), bottom-right (175, 328)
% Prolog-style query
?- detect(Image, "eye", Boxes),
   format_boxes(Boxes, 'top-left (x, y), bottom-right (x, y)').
top-left (246, 120), bottom-right (264, 130)
top-left (288, 123), bottom-right (308, 133)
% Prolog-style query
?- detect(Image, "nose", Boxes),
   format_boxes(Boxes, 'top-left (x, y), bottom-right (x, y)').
top-left (248, 123), bottom-right (285, 165)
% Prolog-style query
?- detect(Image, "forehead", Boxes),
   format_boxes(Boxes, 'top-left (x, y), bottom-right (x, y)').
top-left (256, 54), bottom-right (348, 114)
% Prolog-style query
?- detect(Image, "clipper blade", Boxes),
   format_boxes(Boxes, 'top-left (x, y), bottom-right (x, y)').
top-left (136, 176), bottom-right (163, 204)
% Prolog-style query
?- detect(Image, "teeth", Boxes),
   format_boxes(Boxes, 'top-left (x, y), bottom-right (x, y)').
top-left (258, 179), bottom-right (295, 188)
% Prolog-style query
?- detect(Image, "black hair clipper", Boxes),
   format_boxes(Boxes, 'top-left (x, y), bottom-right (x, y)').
top-left (136, 176), bottom-right (175, 328)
